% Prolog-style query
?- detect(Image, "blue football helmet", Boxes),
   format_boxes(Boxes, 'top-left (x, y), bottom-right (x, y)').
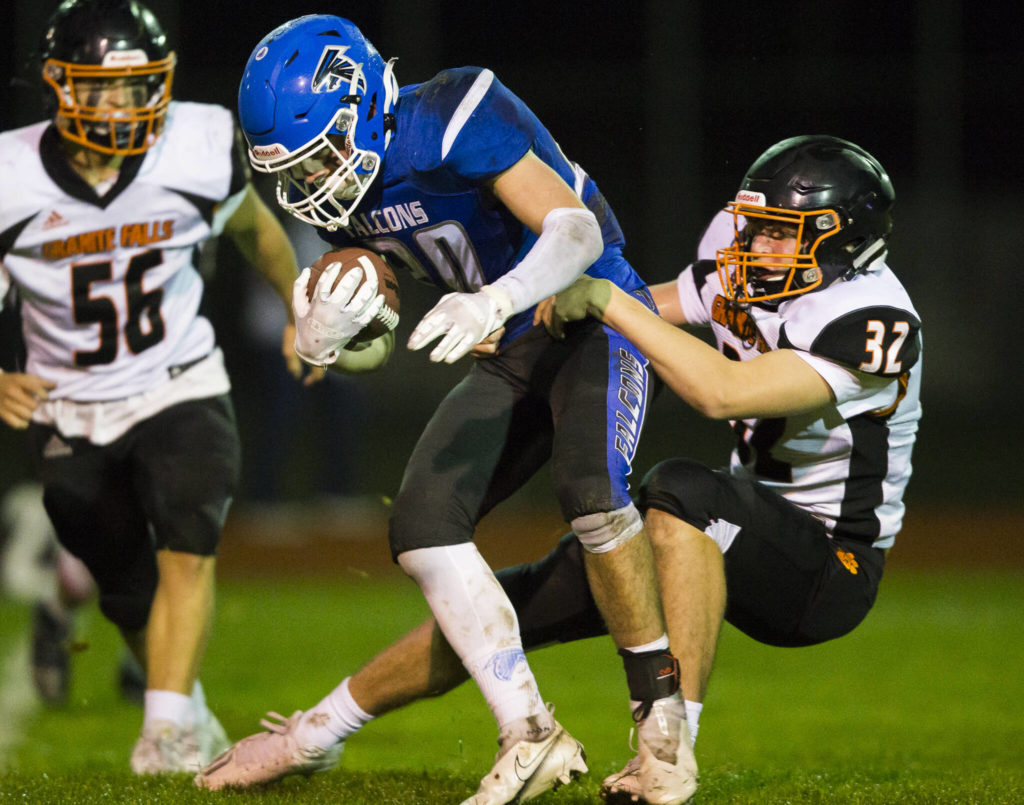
top-left (717, 135), bottom-right (895, 307)
top-left (237, 15), bottom-right (398, 229)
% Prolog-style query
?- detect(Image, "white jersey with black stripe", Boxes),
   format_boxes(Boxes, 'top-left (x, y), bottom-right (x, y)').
top-left (677, 210), bottom-right (922, 548)
top-left (0, 101), bottom-right (244, 403)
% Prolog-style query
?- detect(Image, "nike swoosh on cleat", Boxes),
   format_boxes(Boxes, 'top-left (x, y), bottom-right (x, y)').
top-left (513, 745), bottom-right (549, 783)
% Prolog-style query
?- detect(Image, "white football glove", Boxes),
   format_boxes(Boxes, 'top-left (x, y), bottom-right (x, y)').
top-left (407, 286), bottom-right (512, 364)
top-left (292, 262), bottom-right (385, 367)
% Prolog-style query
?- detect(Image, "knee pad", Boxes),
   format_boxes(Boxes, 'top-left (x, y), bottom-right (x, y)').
top-left (572, 503), bottom-right (643, 554)
top-left (638, 457), bottom-right (717, 520)
top-left (161, 523), bottom-right (222, 556)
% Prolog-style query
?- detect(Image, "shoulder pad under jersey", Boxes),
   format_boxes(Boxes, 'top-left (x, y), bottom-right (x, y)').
top-left (780, 304), bottom-right (921, 376)
top-left (689, 259), bottom-right (718, 295)
top-left (405, 67), bottom-right (534, 181)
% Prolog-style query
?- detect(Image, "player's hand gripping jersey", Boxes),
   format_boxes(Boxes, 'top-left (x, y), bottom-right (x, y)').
top-left (679, 210), bottom-right (922, 549)
top-left (0, 102), bottom-right (247, 410)
top-left (316, 67), bottom-right (643, 344)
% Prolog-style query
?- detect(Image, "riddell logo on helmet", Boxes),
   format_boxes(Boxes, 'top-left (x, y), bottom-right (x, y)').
top-left (252, 143), bottom-right (287, 159)
top-left (735, 190), bottom-right (766, 206)
top-left (102, 49), bottom-right (149, 67)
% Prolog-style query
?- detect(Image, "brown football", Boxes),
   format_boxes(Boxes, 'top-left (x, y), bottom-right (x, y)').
top-left (305, 247), bottom-right (400, 344)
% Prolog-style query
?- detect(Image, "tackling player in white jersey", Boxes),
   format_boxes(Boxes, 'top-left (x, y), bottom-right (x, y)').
top-left (0, 0), bottom-right (388, 775)
top-left (195, 135), bottom-right (920, 805)
top-left (547, 134), bottom-right (920, 799)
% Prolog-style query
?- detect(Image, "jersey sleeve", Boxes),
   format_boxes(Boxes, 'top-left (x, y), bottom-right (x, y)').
top-left (780, 305), bottom-right (922, 377)
top-left (227, 126), bottom-right (251, 197)
top-left (154, 102), bottom-right (240, 207)
top-left (675, 261), bottom-right (715, 326)
top-left (792, 350), bottom-right (908, 418)
top-left (426, 67), bottom-right (536, 183)
top-left (696, 208), bottom-right (735, 261)
top-left (210, 129), bottom-right (253, 236)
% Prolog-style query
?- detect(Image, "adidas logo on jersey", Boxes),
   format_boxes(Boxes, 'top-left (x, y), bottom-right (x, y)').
top-left (42, 433), bottom-right (73, 459)
top-left (41, 210), bottom-right (69, 231)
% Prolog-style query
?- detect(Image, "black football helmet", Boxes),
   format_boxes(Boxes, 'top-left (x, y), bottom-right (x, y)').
top-left (716, 135), bottom-right (895, 306)
top-left (40, 0), bottom-right (175, 155)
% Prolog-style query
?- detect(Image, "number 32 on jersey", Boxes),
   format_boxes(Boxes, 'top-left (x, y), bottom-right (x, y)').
top-left (860, 318), bottom-right (911, 375)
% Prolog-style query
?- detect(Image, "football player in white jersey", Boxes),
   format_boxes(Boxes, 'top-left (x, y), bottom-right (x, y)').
top-left (193, 136), bottom-right (920, 805)
top-left (0, 0), bottom-right (388, 775)
top-left (542, 134), bottom-right (921, 799)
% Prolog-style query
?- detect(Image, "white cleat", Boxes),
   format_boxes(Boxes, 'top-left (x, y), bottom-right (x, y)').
top-left (131, 710), bottom-right (230, 775)
top-left (632, 696), bottom-right (698, 805)
top-left (130, 719), bottom-right (203, 775)
top-left (461, 720), bottom-right (588, 805)
top-left (193, 710), bottom-right (342, 790)
top-left (196, 708), bottom-right (231, 766)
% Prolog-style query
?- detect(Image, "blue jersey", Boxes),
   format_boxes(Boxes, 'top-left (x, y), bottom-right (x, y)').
top-left (317, 66), bottom-right (643, 342)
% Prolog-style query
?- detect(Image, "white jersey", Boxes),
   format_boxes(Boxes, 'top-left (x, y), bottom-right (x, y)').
top-left (0, 102), bottom-right (246, 411)
top-left (678, 210), bottom-right (923, 548)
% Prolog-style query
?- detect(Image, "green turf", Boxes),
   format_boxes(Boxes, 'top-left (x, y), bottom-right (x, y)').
top-left (1, 568), bottom-right (1022, 803)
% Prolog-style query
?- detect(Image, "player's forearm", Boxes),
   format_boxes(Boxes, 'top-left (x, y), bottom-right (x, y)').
top-left (602, 289), bottom-right (831, 420)
top-left (228, 191), bottom-right (300, 319)
top-left (251, 214), bottom-right (300, 320)
top-left (600, 288), bottom-right (744, 419)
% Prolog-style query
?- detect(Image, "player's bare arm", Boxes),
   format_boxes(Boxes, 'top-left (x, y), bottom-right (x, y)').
top-left (488, 150), bottom-right (587, 232)
top-left (649, 279), bottom-right (689, 326)
top-left (534, 278), bottom-right (689, 332)
top-left (220, 184), bottom-right (318, 382)
top-left (222, 184), bottom-right (299, 308)
top-left (552, 276), bottom-right (834, 420)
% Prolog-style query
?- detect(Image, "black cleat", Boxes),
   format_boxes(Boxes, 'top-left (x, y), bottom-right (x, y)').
top-left (31, 603), bottom-right (71, 706)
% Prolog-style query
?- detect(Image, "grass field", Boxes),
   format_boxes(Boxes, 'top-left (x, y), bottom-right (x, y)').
top-left (1, 567), bottom-right (1022, 804)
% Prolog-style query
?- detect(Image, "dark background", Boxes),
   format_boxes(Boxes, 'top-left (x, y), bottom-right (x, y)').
top-left (2, 1), bottom-right (1022, 525)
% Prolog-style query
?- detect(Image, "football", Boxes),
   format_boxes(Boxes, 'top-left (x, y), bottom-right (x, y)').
top-left (305, 247), bottom-right (401, 344)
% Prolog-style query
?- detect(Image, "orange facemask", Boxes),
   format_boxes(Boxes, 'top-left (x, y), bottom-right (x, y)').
top-left (43, 50), bottom-right (176, 156)
top-left (716, 199), bottom-right (841, 305)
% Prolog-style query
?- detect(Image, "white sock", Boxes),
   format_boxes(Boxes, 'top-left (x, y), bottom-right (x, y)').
top-left (144, 689), bottom-right (194, 728)
top-left (399, 544), bottom-right (548, 731)
top-left (295, 677), bottom-right (374, 750)
top-left (623, 634), bottom-right (670, 654)
top-left (684, 699), bottom-right (702, 746)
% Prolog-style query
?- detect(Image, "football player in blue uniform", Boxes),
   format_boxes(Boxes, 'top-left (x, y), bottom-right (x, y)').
top-left (197, 135), bottom-right (920, 805)
top-left (0, 0), bottom-right (386, 774)
top-left (200, 14), bottom-right (693, 805)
